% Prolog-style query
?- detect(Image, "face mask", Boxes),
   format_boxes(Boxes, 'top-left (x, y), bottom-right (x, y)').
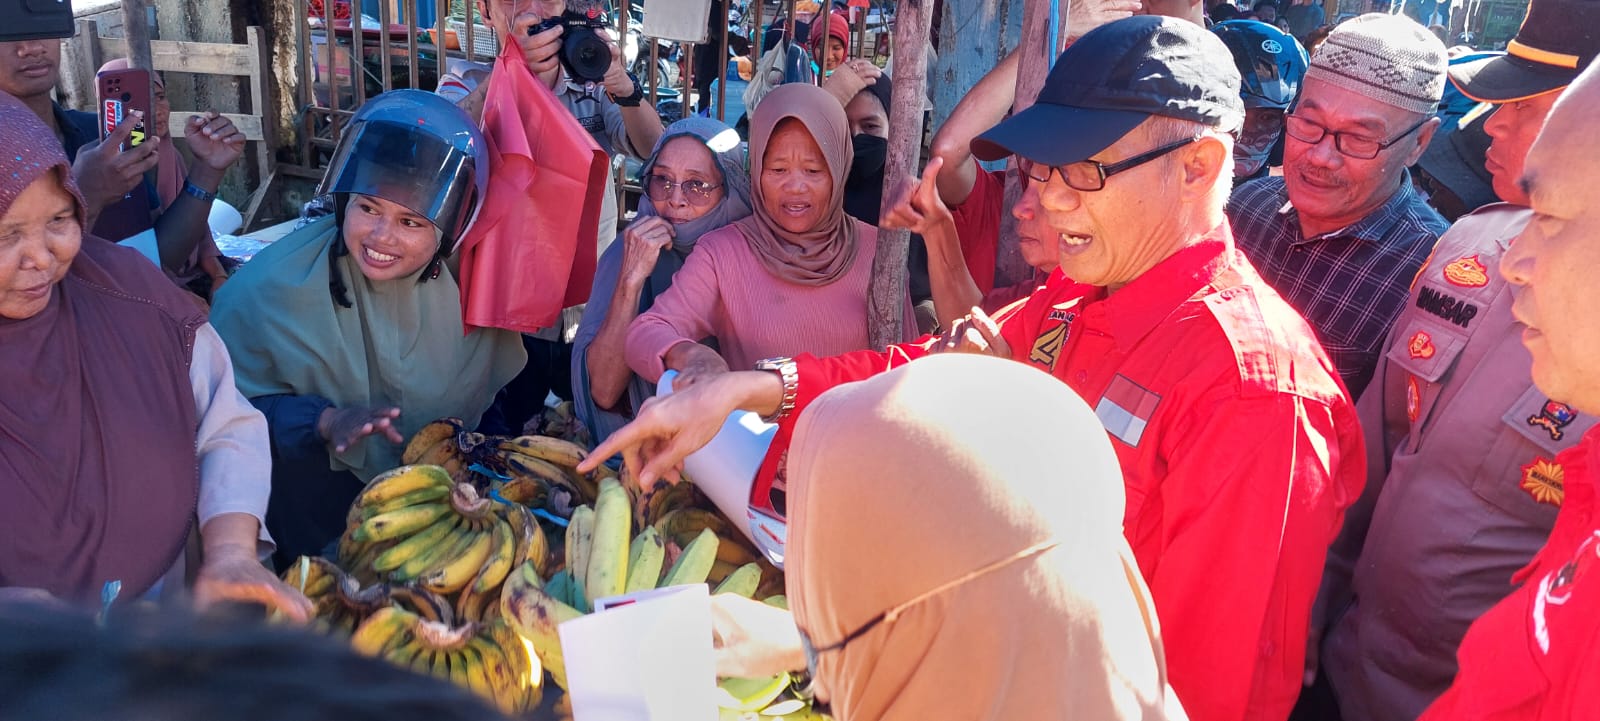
top-left (1235, 108), bottom-right (1283, 178)
top-left (848, 133), bottom-right (889, 184)
top-left (1234, 135), bottom-right (1275, 177)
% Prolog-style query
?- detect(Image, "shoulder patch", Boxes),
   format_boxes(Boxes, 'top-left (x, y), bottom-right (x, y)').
top-left (1443, 254), bottom-right (1490, 288)
top-left (1201, 281), bottom-right (1340, 400)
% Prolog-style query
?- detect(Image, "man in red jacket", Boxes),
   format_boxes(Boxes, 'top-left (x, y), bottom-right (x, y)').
top-left (586, 16), bottom-right (1364, 721)
top-left (1417, 57), bottom-right (1600, 721)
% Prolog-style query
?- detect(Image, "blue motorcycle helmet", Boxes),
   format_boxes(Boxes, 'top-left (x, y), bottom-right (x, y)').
top-left (318, 89), bottom-right (489, 260)
top-left (1213, 20), bottom-right (1308, 179)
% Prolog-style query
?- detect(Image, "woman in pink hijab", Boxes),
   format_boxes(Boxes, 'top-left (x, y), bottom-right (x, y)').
top-left (710, 354), bottom-right (1183, 721)
top-left (625, 83), bottom-right (915, 390)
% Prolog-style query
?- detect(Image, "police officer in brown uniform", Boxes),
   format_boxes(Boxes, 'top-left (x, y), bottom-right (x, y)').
top-left (1305, 3), bottom-right (1600, 719)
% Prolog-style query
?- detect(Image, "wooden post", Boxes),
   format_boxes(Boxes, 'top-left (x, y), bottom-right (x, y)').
top-left (120, 0), bottom-right (154, 70)
top-left (991, 0), bottom-right (1061, 288)
top-left (867, 0), bottom-right (934, 350)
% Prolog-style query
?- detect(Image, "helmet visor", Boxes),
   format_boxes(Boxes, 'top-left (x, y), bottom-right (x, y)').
top-left (321, 119), bottom-right (479, 244)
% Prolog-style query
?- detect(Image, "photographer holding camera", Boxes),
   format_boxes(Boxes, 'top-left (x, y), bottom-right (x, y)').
top-left (436, 0), bottom-right (665, 424)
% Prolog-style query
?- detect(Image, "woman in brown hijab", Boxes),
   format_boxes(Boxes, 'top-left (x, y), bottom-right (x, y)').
top-left (711, 354), bottom-right (1181, 720)
top-left (0, 93), bottom-right (308, 618)
top-left (625, 82), bottom-right (914, 390)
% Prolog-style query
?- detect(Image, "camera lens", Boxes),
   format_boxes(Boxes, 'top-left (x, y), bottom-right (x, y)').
top-left (565, 28), bottom-right (612, 84)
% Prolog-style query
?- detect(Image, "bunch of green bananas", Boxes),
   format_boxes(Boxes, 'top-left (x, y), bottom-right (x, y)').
top-left (500, 478), bottom-right (785, 691)
top-left (350, 606), bottom-right (540, 715)
top-left (336, 464), bottom-right (550, 624)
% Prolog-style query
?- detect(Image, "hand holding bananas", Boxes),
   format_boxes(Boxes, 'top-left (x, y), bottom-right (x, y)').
top-left (319, 405), bottom-right (405, 454)
top-left (579, 371), bottom-right (784, 487)
top-left (194, 513), bottom-right (314, 622)
top-left (711, 594), bottom-right (807, 679)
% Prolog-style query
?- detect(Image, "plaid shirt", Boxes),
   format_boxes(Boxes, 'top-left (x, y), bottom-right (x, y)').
top-left (1228, 174), bottom-right (1449, 397)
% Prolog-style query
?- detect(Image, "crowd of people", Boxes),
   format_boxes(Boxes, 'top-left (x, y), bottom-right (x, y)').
top-left (3, 0), bottom-right (1600, 719)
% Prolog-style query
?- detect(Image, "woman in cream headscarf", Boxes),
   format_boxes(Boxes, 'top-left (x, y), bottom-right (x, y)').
top-left (573, 117), bottom-right (753, 444)
top-left (710, 354), bottom-right (1181, 721)
top-left (625, 83), bottom-right (913, 391)
top-left (211, 91), bottom-right (525, 567)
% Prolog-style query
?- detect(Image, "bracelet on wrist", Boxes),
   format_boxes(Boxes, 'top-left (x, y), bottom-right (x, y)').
top-left (182, 180), bottom-right (217, 203)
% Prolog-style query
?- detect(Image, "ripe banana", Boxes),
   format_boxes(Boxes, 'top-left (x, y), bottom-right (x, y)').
top-left (373, 513), bottom-right (461, 573)
top-left (713, 563), bottom-right (762, 598)
top-left (356, 485), bottom-right (453, 523)
top-left (501, 561), bottom-right (583, 690)
top-left (585, 478), bottom-right (632, 604)
top-left (493, 475), bottom-right (547, 507)
top-left (466, 514), bottom-right (517, 596)
top-left (390, 514), bottom-right (470, 582)
top-left (401, 418), bottom-right (465, 465)
top-left (485, 619), bottom-right (543, 712)
top-left (354, 502), bottom-right (452, 544)
top-left (545, 569), bottom-right (584, 612)
top-left (625, 527), bottom-right (667, 593)
top-left (458, 641), bottom-right (496, 701)
top-left (350, 606), bottom-right (418, 657)
top-left (502, 502), bottom-right (550, 579)
top-left (566, 505), bottom-right (595, 596)
top-left (499, 435), bottom-right (589, 469)
top-left (469, 634), bottom-right (522, 715)
top-left (386, 583), bottom-right (455, 626)
top-left (356, 465), bottom-right (454, 507)
top-left (661, 528), bottom-right (720, 588)
top-left (420, 521), bottom-right (496, 594)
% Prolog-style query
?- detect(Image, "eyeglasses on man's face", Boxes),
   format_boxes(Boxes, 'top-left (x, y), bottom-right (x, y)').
top-left (1283, 113), bottom-right (1429, 160)
top-left (1017, 136), bottom-right (1200, 193)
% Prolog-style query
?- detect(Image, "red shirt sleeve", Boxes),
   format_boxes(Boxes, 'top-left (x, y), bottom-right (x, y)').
top-left (950, 162), bottom-right (1004, 295)
top-left (1144, 386), bottom-right (1362, 721)
top-left (751, 339), bottom-right (941, 497)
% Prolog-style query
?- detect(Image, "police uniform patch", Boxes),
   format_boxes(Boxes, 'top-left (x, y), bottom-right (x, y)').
top-left (1406, 375), bottom-right (1421, 423)
top-left (1407, 330), bottom-right (1437, 360)
top-left (1528, 400), bottom-right (1579, 441)
top-left (1415, 286), bottom-right (1481, 329)
top-left (1443, 254), bottom-right (1490, 288)
top-left (1521, 458), bottom-right (1565, 507)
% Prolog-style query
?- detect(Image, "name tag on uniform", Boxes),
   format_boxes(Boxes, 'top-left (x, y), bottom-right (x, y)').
top-left (1095, 375), bottom-right (1161, 448)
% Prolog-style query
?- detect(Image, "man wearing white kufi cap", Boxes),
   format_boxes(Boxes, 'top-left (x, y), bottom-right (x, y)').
top-left (1226, 13), bottom-right (1452, 400)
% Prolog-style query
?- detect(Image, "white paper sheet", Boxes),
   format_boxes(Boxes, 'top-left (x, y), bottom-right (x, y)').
top-left (559, 583), bottom-right (717, 721)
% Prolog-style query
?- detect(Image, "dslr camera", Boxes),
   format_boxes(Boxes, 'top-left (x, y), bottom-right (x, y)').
top-left (530, 8), bottom-right (614, 85)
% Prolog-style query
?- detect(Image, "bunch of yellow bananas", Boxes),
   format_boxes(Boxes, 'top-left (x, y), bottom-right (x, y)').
top-left (350, 605), bottom-right (541, 715)
top-left (336, 464), bottom-right (550, 625)
top-left (279, 555), bottom-right (458, 632)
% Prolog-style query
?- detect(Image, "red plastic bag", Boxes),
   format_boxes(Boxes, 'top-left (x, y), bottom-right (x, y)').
top-left (456, 41), bottom-right (608, 334)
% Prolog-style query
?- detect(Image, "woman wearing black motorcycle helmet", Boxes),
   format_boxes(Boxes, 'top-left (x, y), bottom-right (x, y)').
top-left (211, 91), bottom-right (527, 568)
top-left (1213, 19), bottom-right (1308, 182)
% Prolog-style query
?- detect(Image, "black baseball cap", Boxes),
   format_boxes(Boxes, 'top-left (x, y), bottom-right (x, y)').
top-left (1449, 0), bottom-right (1600, 102)
top-left (971, 16), bottom-right (1245, 166)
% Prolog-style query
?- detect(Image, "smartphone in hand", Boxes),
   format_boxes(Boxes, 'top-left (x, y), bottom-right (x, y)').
top-left (97, 67), bottom-right (153, 152)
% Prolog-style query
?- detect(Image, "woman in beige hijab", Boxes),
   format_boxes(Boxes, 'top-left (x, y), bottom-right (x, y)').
top-left (624, 83), bottom-right (914, 390)
top-left (712, 354), bottom-right (1182, 721)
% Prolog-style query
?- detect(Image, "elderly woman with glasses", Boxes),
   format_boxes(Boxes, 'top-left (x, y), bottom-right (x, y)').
top-left (624, 84), bottom-right (916, 395)
top-left (573, 117), bottom-right (755, 442)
